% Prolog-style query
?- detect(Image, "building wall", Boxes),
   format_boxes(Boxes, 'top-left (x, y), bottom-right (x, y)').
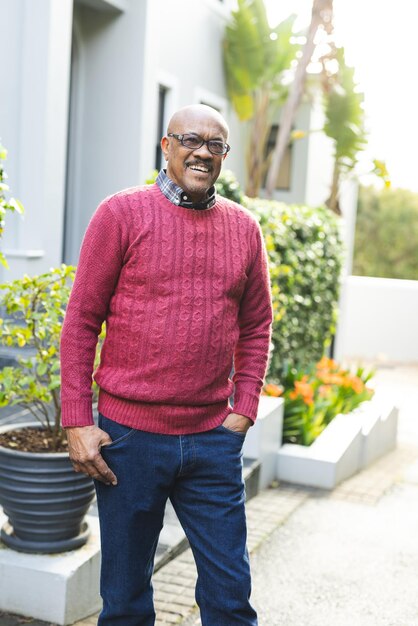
top-left (64, 0), bottom-right (147, 263)
top-left (334, 275), bottom-right (418, 364)
top-left (263, 90), bottom-right (335, 207)
top-left (0, 0), bottom-right (24, 253)
top-left (0, 0), bottom-right (73, 280)
top-left (137, 0), bottom-right (244, 186)
top-left (305, 90), bottom-right (335, 208)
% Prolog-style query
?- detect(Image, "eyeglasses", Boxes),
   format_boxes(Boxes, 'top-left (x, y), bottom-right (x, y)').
top-left (168, 133), bottom-right (230, 156)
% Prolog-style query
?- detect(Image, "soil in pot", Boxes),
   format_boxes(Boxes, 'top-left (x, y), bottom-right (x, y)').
top-left (0, 426), bottom-right (69, 453)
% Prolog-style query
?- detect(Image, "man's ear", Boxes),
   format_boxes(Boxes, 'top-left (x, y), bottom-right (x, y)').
top-left (222, 153), bottom-right (228, 161)
top-left (161, 136), bottom-right (169, 161)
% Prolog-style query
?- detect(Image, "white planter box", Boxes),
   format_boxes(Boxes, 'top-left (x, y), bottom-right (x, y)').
top-left (243, 395), bottom-right (284, 489)
top-left (358, 399), bottom-right (398, 468)
top-left (0, 513), bottom-right (101, 625)
top-left (276, 393), bottom-right (398, 489)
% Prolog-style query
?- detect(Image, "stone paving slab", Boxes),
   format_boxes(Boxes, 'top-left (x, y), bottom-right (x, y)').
top-left (0, 614), bottom-right (50, 626)
top-left (249, 479), bottom-right (418, 625)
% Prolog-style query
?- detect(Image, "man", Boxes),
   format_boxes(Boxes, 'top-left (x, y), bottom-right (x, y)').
top-left (60, 104), bottom-right (273, 625)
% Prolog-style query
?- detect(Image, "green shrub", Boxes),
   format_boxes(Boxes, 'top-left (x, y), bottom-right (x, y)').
top-left (245, 198), bottom-right (343, 379)
top-left (215, 169), bottom-right (244, 204)
top-left (145, 169), bottom-right (158, 184)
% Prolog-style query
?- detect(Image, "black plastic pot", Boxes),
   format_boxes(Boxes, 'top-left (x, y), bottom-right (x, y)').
top-left (0, 422), bottom-right (95, 554)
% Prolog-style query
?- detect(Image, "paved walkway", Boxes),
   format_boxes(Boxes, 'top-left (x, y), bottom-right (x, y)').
top-left (1, 364), bottom-right (417, 625)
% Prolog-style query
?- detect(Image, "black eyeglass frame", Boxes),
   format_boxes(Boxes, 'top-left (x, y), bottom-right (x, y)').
top-left (167, 133), bottom-right (231, 156)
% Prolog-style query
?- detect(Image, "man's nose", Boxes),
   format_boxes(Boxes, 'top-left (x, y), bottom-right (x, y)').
top-left (192, 142), bottom-right (212, 159)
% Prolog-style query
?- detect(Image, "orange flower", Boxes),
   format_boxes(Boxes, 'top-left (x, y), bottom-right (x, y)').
top-left (342, 375), bottom-right (364, 394)
top-left (264, 383), bottom-right (283, 397)
top-left (317, 372), bottom-right (345, 386)
top-left (316, 356), bottom-right (338, 372)
top-left (289, 380), bottom-right (314, 406)
top-left (318, 384), bottom-right (332, 398)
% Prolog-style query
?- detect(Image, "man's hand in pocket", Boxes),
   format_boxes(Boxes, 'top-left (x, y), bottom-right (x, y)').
top-left (222, 412), bottom-right (252, 434)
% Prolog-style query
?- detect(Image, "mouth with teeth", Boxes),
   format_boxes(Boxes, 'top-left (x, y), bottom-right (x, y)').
top-left (186, 162), bottom-right (212, 175)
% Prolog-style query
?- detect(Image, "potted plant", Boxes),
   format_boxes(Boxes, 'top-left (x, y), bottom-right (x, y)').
top-left (0, 265), bottom-right (96, 553)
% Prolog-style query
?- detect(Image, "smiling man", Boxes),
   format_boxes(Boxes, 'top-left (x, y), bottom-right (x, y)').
top-left (162, 105), bottom-right (229, 203)
top-left (60, 104), bottom-right (273, 625)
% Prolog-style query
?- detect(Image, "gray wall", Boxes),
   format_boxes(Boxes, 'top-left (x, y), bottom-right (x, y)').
top-left (0, 0), bottom-right (24, 253)
top-left (64, 0), bottom-right (147, 264)
top-left (1, 0), bottom-right (73, 280)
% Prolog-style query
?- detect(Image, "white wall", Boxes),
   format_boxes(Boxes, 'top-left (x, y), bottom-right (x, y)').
top-left (0, 0), bottom-right (73, 280)
top-left (305, 91), bottom-right (335, 208)
top-left (334, 275), bottom-right (418, 364)
top-left (137, 0), bottom-right (244, 185)
top-left (0, 0), bottom-right (24, 253)
top-left (264, 102), bottom-right (310, 205)
top-left (258, 90), bottom-right (335, 207)
top-left (338, 178), bottom-right (359, 276)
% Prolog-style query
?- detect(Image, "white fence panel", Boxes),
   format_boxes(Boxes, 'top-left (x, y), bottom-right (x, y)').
top-left (335, 275), bottom-right (418, 364)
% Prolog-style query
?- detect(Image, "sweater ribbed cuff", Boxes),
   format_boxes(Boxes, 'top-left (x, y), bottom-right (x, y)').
top-left (61, 399), bottom-right (94, 428)
top-left (232, 391), bottom-right (260, 423)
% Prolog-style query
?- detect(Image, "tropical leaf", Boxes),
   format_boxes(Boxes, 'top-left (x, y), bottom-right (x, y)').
top-left (223, 0), bottom-right (299, 121)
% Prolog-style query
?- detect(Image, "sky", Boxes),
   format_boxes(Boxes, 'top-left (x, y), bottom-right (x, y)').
top-left (265, 0), bottom-right (418, 192)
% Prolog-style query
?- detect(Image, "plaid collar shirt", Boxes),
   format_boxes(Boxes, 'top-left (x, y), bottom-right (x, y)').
top-left (156, 169), bottom-right (216, 211)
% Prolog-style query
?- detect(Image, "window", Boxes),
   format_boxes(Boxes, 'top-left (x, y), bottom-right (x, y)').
top-left (155, 85), bottom-right (168, 170)
top-left (194, 88), bottom-right (227, 116)
top-left (264, 124), bottom-right (292, 191)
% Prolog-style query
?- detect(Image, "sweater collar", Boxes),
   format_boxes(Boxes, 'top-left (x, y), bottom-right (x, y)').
top-left (156, 169), bottom-right (216, 211)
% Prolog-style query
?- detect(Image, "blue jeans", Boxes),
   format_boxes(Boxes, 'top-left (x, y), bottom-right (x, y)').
top-left (95, 414), bottom-right (257, 626)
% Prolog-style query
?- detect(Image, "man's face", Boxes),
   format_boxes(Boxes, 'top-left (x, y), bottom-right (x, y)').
top-left (161, 112), bottom-right (228, 202)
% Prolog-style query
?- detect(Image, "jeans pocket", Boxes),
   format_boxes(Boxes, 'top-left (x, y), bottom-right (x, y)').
top-left (98, 413), bottom-right (136, 449)
top-left (219, 424), bottom-right (247, 439)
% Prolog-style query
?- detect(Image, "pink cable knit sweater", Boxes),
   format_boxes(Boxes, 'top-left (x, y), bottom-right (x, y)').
top-left (60, 184), bottom-right (273, 434)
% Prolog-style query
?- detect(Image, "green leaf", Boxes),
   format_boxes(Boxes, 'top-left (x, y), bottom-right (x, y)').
top-left (8, 197), bottom-right (24, 215)
top-left (36, 363), bottom-right (47, 376)
top-left (231, 93), bottom-right (254, 120)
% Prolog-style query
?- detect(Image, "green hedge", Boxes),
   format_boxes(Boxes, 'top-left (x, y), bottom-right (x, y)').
top-left (243, 197), bottom-right (343, 381)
